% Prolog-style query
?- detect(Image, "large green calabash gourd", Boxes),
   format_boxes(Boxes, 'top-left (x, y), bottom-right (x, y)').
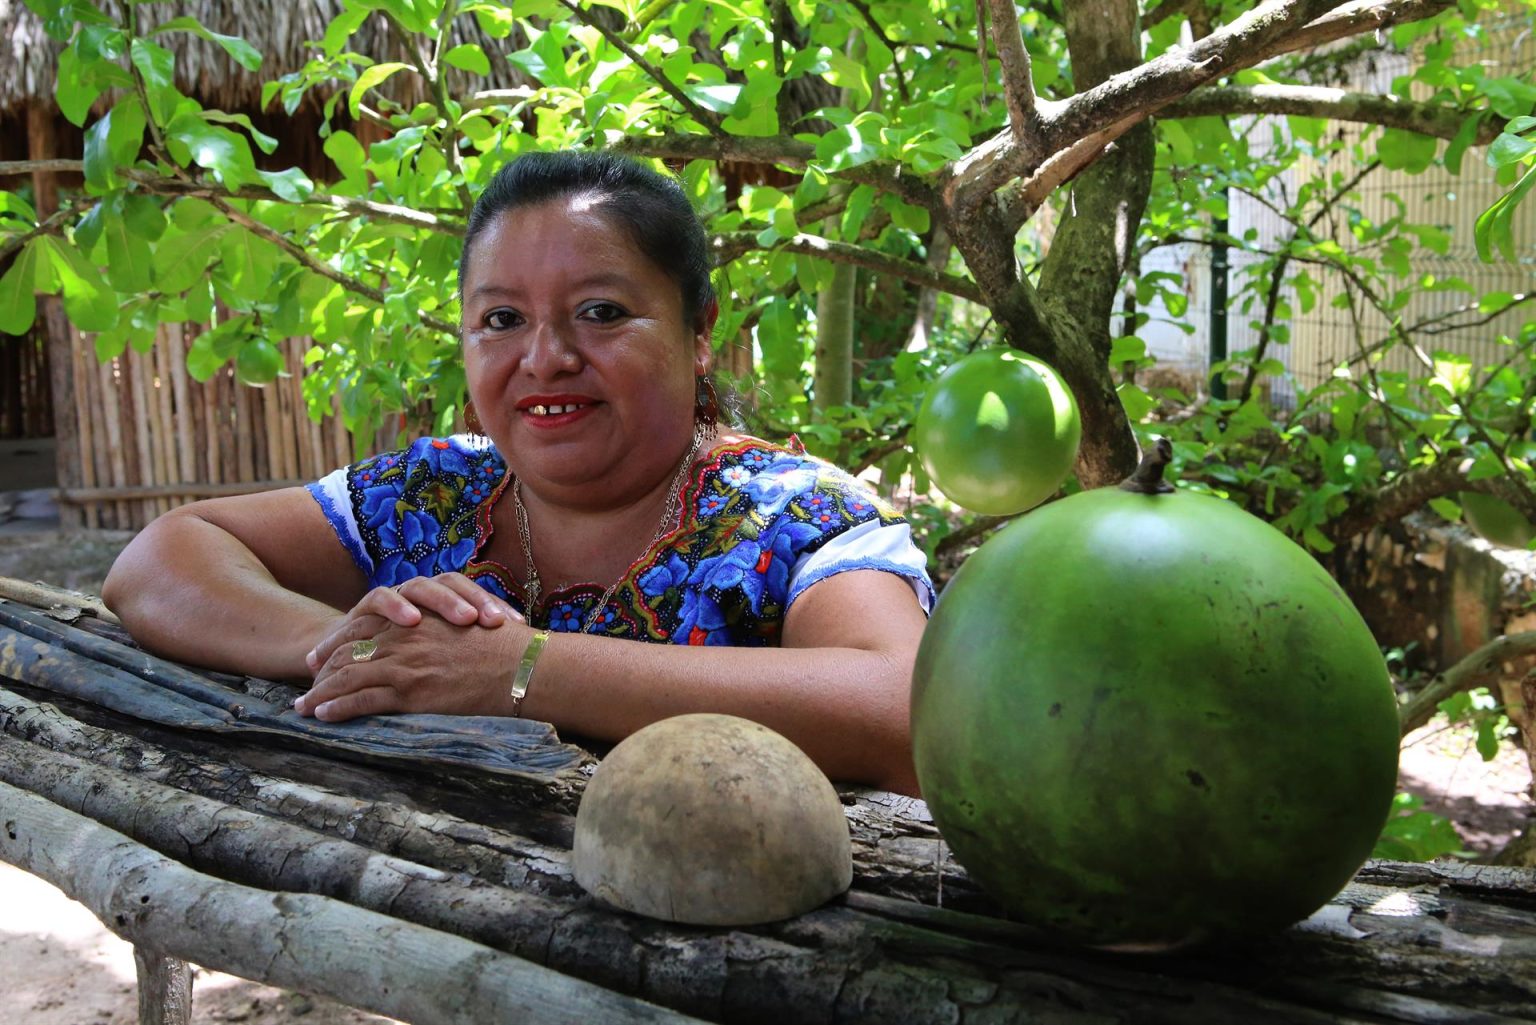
top-left (911, 441), bottom-right (1401, 949)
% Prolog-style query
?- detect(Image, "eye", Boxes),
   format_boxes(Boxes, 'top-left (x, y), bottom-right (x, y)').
top-left (484, 308), bottom-right (522, 330)
top-left (578, 301), bottom-right (627, 324)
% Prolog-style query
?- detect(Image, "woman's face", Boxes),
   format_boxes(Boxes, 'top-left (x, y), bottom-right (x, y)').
top-left (460, 197), bottom-right (713, 507)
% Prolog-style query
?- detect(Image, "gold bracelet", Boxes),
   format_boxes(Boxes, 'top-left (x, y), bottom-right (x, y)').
top-left (510, 630), bottom-right (551, 718)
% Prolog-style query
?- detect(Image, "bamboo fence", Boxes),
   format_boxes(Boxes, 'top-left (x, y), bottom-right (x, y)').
top-left (56, 321), bottom-right (398, 531)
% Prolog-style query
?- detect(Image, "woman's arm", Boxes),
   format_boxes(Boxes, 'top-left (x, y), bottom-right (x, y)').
top-left (299, 569), bottom-right (926, 793)
top-left (102, 488), bottom-right (374, 678)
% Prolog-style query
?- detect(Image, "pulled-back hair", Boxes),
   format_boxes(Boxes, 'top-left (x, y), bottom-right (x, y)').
top-left (459, 150), bottom-right (716, 328)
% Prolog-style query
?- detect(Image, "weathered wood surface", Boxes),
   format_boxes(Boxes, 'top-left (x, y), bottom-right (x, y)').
top-left (2, 590), bottom-right (1536, 1024)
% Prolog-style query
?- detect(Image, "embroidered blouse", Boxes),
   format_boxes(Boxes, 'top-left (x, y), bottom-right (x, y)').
top-left (308, 434), bottom-right (933, 647)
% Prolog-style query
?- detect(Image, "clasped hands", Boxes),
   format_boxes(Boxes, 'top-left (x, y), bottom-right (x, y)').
top-left (293, 573), bottom-right (533, 722)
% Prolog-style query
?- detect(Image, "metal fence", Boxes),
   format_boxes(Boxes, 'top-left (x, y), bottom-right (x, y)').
top-left (1140, 13), bottom-right (1536, 407)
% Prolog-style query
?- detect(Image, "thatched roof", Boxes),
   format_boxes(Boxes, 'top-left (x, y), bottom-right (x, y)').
top-left (0, 0), bottom-right (528, 116)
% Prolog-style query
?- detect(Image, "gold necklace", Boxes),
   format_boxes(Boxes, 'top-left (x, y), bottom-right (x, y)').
top-left (512, 424), bottom-right (708, 633)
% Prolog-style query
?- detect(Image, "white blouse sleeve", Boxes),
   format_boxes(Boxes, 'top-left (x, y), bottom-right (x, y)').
top-left (786, 518), bottom-right (934, 613)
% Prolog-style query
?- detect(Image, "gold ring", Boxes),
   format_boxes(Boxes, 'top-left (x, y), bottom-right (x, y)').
top-left (350, 639), bottom-right (379, 662)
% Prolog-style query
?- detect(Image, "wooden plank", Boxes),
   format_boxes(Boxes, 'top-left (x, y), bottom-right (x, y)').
top-left (217, 368), bottom-right (238, 487)
top-left (68, 324), bottom-right (100, 529)
top-left (98, 356), bottom-right (129, 528)
top-left (128, 346), bottom-right (160, 522)
top-left (152, 331), bottom-right (178, 517)
top-left (232, 366), bottom-right (254, 482)
top-left (167, 324), bottom-right (196, 487)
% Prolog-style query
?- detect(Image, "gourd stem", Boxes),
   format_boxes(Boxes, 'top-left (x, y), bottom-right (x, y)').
top-left (1119, 437), bottom-right (1176, 494)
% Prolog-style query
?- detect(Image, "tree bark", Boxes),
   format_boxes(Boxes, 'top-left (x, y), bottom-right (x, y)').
top-left (134, 948), bottom-right (192, 1025)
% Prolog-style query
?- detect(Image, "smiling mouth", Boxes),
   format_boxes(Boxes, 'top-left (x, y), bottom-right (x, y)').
top-left (526, 403), bottom-right (589, 416)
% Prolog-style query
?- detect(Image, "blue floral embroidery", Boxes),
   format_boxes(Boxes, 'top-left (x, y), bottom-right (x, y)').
top-left (314, 435), bottom-right (918, 647)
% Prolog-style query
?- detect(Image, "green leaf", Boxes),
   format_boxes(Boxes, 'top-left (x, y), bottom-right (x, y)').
top-left (321, 5), bottom-right (372, 55)
top-left (0, 239), bottom-right (41, 335)
top-left (39, 235), bottom-right (117, 332)
top-left (130, 38), bottom-right (175, 93)
top-left (682, 83), bottom-right (742, 113)
top-left (1476, 720), bottom-right (1500, 761)
top-left (218, 228), bottom-right (282, 302)
top-left (1428, 496), bottom-right (1461, 521)
top-left (82, 111), bottom-right (119, 192)
top-left (443, 43), bottom-right (491, 76)
top-left (1117, 381), bottom-right (1156, 422)
top-left (54, 46), bottom-right (102, 126)
top-left (155, 224), bottom-right (233, 294)
top-left (1376, 128), bottom-right (1437, 174)
top-left (349, 61), bottom-right (414, 119)
top-left (164, 111), bottom-right (259, 187)
top-left (152, 16), bottom-right (262, 72)
top-left (1109, 336), bottom-right (1148, 366)
top-left (839, 185), bottom-right (875, 240)
top-left (107, 95), bottom-right (146, 167)
top-left (258, 167), bottom-right (316, 202)
top-left (1489, 131), bottom-right (1536, 169)
top-left (1475, 163), bottom-right (1536, 263)
top-left (1484, 77), bottom-right (1536, 121)
top-left (101, 198), bottom-right (155, 293)
top-left (323, 130), bottom-right (369, 186)
top-left (123, 194), bottom-right (168, 241)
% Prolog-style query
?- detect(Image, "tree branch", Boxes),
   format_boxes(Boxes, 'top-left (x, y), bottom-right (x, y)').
top-left (557, 0), bottom-right (724, 134)
top-left (955, 0), bottom-right (1450, 223)
top-left (208, 197), bottom-right (458, 336)
top-left (612, 134), bottom-right (938, 210)
top-left (0, 204), bottom-right (80, 266)
top-left (711, 232), bottom-right (984, 302)
top-left (1257, 0), bottom-right (1455, 61)
top-left (0, 159), bottom-right (83, 176)
top-left (1162, 84), bottom-right (1503, 143)
top-left (1399, 632), bottom-right (1536, 736)
top-left (0, 159), bottom-right (459, 233)
top-left (845, 0), bottom-right (910, 102)
top-left (985, 0), bottom-right (1041, 145)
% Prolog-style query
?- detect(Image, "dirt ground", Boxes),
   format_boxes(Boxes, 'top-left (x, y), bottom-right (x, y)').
top-left (0, 528), bottom-right (1531, 1024)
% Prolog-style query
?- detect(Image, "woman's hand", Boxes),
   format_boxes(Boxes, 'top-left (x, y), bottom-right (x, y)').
top-left (302, 573), bottom-right (520, 675)
top-left (295, 611), bottom-right (534, 721)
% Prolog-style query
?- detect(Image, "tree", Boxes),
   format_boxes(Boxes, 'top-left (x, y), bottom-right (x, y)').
top-left (0, 0), bottom-right (1533, 547)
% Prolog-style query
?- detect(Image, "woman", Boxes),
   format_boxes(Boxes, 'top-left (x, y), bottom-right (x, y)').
top-left (104, 151), bottom-right (932, 794)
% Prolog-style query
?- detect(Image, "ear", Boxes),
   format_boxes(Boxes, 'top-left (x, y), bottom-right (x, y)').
top-left (693, 297), bottom-right (719, 373)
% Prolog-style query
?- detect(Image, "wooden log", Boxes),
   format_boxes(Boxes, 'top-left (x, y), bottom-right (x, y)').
top-left (0, 576), bottom-right (120, 624)
top-left (0, 781), bottom-right (707, 1025)
top-left (133, 947), bottom-right (192, 1025)
top-left (3, 684), bottom-right (1535, 1024)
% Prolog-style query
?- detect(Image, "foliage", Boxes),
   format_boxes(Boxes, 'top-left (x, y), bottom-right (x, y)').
top-left (1437, 687), bottom-right (1517, 762)
top-left (1372, 792), bottom-right (1469, 861)
top-left (0, 0), bottom-right (1532, 528)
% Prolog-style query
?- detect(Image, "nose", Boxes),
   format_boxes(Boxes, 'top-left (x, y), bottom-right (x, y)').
top-left (522, 319), bottom-right (582, 378)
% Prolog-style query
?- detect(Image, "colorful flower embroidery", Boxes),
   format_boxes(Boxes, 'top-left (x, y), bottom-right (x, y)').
top-left (317, 434), bottom-right (915, 647)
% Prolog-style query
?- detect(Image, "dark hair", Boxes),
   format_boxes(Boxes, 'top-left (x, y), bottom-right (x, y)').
top-left (458, 150), bottom-right (716, 328)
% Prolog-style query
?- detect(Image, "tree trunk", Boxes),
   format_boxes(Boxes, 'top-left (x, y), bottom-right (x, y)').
top-left (1029, 0), bottom-right (1158, 486)
top-left (813, 262), bottom-right (857, 416)
top-left (27, 106), bottom-right (81, 525)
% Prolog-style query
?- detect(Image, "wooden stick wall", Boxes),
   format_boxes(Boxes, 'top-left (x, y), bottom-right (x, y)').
top-left (58, 323), bottom-right (399, 531)
top-left (0, 333), bottom-right (53, 439)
